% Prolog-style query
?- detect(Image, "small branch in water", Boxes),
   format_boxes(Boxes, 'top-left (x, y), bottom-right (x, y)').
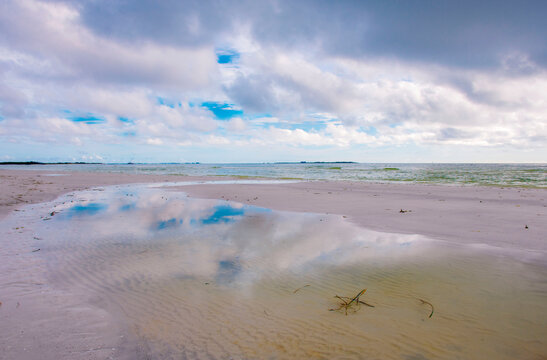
top-left (293, 284), bottom-right (311, 293)
top-left (329, 289), bottom-right (373, 315)
top-left (358, 300), bottom-right (375, 307)
top-left (348, 289), bottom-right (367, 305)
top-left (419, 298), bottom-right (434, 318)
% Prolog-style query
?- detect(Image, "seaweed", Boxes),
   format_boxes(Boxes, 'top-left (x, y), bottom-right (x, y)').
top-left (329, 289), bottom-right (374, 315)
top-left (293, 284), bottom-right (310, 293)
top-left (419, 298), bottom-right (434, 318)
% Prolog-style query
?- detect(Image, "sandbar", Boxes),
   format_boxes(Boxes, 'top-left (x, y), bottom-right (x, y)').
top-left (1, 168), bottom-right (545, 250)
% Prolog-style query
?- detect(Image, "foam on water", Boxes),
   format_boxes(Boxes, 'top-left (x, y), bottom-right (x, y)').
top-left (2, 184), bottom-right (547, 359)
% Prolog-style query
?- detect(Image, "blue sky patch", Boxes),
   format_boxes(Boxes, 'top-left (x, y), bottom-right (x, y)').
top-left (121, 131), bottom-right (136, 137)
top-left (118, 116), bottom-right (135, 124)
top-left (216, 49), bottom-right (240, 64)
top-left (246, 113), bottom-right (273, 120)
top-left (361, 126), bottom-right (378, 136)
top-left (201, 102), bottom-right (243, 120)
top-left (157, 97), bottom-right (176, 108)
top-left (69, 115), bottom-right (106, 125)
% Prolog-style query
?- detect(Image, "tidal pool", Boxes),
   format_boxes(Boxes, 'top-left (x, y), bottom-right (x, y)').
top-left (13, 185), bottom-right (547, 359)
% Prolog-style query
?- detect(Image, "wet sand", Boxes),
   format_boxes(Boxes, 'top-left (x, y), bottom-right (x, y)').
top-left (177, 180), bottom-right (547, 251)
top-left (2, 169), bottom-right (545, 249)
top-left (0, 169), bottom-right (212, 220)
top-left (1, 169), bottom-right (546, 359)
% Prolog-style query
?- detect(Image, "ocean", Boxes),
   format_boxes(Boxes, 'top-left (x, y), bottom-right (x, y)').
top-left (4, 162), bottom-right (547, 187)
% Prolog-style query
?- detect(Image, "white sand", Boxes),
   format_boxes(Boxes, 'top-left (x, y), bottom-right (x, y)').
top-left (180, 181), bottom-right (546, 251)
top-left (1, 168), bottom-right (546, 359)
top-left (1, 169), bottom-right (545, 249)
top-left (0, 169), bottom-right (209, 219)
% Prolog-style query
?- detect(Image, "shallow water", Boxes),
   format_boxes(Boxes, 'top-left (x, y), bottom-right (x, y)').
top-left (4, 162), bottom-right (547, 187)
top-left (15, 185), bottom-right (547, 358)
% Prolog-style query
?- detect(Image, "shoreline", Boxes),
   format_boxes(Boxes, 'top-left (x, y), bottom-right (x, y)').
top-left (1, 168), bottom-right (546, 250)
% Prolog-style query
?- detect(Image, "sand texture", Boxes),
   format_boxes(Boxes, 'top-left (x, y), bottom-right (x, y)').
top-left (1, 169), bottom-right (546, 359)
top-left (180, 180), bottom-right (546, 251)
top-left (0, 169), bottom-right (211, 220)
top-left (2, 169), bottom-right (545, 249)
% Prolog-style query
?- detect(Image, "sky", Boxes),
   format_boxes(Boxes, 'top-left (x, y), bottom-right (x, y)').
top-left (0, 0), bottom-right (546, 163)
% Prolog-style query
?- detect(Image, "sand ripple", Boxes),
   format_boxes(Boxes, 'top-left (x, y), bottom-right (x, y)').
top-left (6, 185), bottom-right (547, 359)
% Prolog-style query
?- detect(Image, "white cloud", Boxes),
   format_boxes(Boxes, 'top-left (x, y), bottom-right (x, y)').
top-left (0, 0), bottom-right (217, 90)
top-left (146, 138), bottom-right (164, 146)
top-left (225, 117), bottom-right (247, 132)
top-left (0, 0), bottom-right (545, 162)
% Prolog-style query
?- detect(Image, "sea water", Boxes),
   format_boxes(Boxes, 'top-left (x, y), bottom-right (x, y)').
top-left (4, 163), bottom-right (547, 187)
top-left (5, 184), bottom-right (546, 359)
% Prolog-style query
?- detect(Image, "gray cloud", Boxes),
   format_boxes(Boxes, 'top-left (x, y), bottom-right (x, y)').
top-left (0, 0), bottom-right (545, 161)
top-left (0, 0), bottom-right (216, 91)
top-left (75, 0), bottom-right (547, 69)
top-left (225, 74), bottom-right (276, 113)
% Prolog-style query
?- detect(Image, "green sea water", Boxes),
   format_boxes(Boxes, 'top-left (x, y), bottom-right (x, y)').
top-left (3, 163), bottom-right (546, 187)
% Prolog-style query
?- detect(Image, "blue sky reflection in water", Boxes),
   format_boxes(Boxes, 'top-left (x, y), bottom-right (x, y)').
top-left (62, 202), bottom-right (108, 218)
top-left (32, 184), bottom-right (547, 359)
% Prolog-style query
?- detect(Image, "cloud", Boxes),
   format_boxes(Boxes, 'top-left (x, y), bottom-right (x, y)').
top-left (223, 48), bottom-right (547, 147)
top-left (146, 138), bottom-right (163, 146)
top-left (0, 0), bottom-right (217, 90)
top-left (0, 0), bottom-right (545, 162)
top-left (75, 0), bottom-right (547, 69)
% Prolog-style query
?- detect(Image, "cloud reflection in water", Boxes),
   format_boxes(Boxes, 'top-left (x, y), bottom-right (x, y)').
top-left (50, 185), bottom-right (429, 285)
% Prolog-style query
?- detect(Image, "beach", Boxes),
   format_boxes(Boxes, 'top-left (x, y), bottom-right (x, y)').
top-left (180, 180), bottom-right (546, 251)
top-left (2, 168), bottom-right (545, 249)
top-left (1, 168), bottom-right (546, 359)
top-left (3, 0), bottom-right (546, 358)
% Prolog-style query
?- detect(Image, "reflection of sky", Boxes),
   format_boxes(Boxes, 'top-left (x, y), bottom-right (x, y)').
top-left (201, 205), bottom-right (245, 224)
top-left (63, 203), bottom-right (108, 218)
top-left (46, 185), bottom-right (430, 285)
top-left (156, 218), bottom-right (182, 230)
top-left (119, 203), bottom-right (136, 212)
top-left (216, 259), bottom-right (242, 283)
